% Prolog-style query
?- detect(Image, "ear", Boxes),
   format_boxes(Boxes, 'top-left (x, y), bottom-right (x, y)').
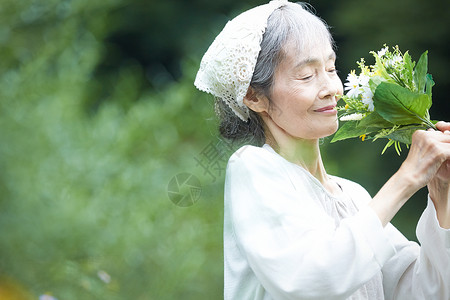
top-left (243, 87), bottom-right (269, 114)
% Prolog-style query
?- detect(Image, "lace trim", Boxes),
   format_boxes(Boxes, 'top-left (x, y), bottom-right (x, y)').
top-left (194, 0), bottom-right (289, 121)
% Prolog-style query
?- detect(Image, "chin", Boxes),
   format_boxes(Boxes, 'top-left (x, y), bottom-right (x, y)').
top-left (321, 121), bottom-right (339, 138)
top-left (304, 128), bottom-right (338, 140)
top-left (291, 120), bottom-right (339, 140)
top-left (330, 123), bottom-right (339, 135)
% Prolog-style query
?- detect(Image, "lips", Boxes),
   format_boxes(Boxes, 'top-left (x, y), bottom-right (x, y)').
top-left (314, 105), bottom-right (336, 112)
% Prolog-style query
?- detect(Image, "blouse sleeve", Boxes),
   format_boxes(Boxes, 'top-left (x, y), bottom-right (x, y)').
top-left (225, 146), bottom-right (397, 300)
top-left (382, 197), bottom-right (450, 300)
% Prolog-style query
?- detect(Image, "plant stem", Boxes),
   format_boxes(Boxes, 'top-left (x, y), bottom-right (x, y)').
top-left (421, 117), bottom-right (437, 130)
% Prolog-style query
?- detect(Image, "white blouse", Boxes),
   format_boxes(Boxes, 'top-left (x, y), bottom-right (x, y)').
top-left (224, 144), bottom-right (450, 300)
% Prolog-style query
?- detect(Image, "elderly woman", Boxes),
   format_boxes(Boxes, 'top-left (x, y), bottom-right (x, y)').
top-left (195, 1), bottom-right (450, 299)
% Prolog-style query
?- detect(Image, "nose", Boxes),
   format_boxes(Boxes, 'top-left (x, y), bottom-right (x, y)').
top-left (318, 73), bottom-right (343, 100)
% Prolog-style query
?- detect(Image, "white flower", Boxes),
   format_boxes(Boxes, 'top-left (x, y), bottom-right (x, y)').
top-left (393, 55), bottom-right (403, 64)
top-left (340, 113), bottom-right (364, 121)
top-left (361, 87), bottom-right (374, 111)
top-left (358, 74), bottom-right (370, 87)
top-left (344, 72), bottom-right (360, 98)
top-left (377, 46), bottom-right (388, 58)
top-left (386, 55), bottom-right (403, 68)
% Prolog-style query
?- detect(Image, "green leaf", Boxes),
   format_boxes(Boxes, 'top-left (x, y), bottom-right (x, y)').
top-left (403, 52), bottom-right (414, 87)
top-left (373, 82), bottom-right (431, 125)
top-left (368, 76), bottom-right (384, 93)
top-left (331, 121), bottom-right (376, 143)
top-left (425, 73), bottom-right (435, 98)
top-left (385, 126), bottom-right (425, 145)
top-left (373, 54), bottom-right (395, 82)
top-left (413, 51), bottom-right (428, 93)
top-left (358, 111), bottom-right (393, 128)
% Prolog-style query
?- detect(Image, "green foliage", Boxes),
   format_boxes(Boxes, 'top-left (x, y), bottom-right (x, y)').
top-left (413, 51), bottom-right (428, 93)
top-left (373, 82), bottom-right (431, 125)
top-left (331, 121), bottom-right (373, 143)
top-left (358, 111), bottom-right (393, 128)
top-left (0, 0), bottom-right (223, 299)
top-left (333, 47), bottom-right (436, 154)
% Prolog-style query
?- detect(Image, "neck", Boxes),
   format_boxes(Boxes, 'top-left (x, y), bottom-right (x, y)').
top-left (266, 132), bottom-right (328, 184)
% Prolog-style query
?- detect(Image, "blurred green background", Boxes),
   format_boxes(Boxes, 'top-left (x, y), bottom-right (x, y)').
top-left (0, 0), bottom-right (448, 299)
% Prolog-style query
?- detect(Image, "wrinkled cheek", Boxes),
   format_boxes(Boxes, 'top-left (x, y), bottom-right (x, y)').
top-left (293, 116), bottom-right (317, 138)
top-left (335, 79), bottom-right (344, 95)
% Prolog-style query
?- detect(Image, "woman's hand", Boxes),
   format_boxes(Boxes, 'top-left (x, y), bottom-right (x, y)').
top-left (370, 122), bottom-right (450, 227)
top-left (430, 122), bottom-right (450, 183)
top-left (398, 122), bottom-right (450, 191)
top-left (427, 121), bottom-right (450, 228)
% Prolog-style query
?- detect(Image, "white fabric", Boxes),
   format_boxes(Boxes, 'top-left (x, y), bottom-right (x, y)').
top-left (194, 0), bottom-right (289, 121)
top-left (224, 144), bottom-right (450, 300)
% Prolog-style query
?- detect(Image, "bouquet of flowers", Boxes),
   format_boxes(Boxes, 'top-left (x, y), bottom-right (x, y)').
top-left (331, 45), bottom-right (436, 154)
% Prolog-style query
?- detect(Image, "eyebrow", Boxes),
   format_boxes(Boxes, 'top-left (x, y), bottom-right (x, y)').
top-left (294, 52), bottom-right (336, 69)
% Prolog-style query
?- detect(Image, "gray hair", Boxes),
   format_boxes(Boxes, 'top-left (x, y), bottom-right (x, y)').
top-left (216, 2), bottom-right (334, 146)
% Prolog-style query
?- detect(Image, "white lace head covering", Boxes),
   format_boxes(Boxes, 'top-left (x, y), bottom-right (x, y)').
top-left (194, 0), bottom-right (290, 121)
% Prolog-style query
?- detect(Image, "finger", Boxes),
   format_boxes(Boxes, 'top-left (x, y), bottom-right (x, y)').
top-left (425, 128), bottom-right (450, 140)
top-left (435, 121), bottom-right (450, 132)
top-left (436, 132), bottom-right (450, 143)
top-left (436, 131), bottom-right (450, 142)
top-left (414, 130), bottom-right (450, 148)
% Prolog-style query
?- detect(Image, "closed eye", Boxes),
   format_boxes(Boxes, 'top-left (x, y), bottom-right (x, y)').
top-left (299, 74), bottom-right (314, 81)
top-left (328, 68), bottom-right (338, 74)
